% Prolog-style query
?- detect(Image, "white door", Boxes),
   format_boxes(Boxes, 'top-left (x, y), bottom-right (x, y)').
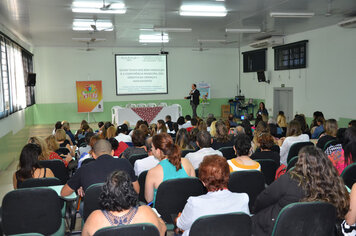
top-left (273, 88), bottom-right (293, 122)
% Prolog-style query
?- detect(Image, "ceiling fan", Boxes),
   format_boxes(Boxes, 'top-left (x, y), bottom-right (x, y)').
top-left (72, 37), bottom-right (106, 43)
top-left (192, 42), bottom-right (209, 52)
top-left (90, 20), bottom-right (113, 32)
top-left (100, 0), bottom-right (113, 10)
top-left (79, 42), bottom-right (96, 52)
top-left (220, 34), bottom-right (238, 45)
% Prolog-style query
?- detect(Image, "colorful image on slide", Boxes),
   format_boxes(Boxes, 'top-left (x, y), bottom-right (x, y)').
top-left (76, 81), bottom-right (104, 113)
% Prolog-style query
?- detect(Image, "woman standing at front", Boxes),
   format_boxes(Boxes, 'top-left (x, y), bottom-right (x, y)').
top-left (145, 133), bottom-right (195, 206)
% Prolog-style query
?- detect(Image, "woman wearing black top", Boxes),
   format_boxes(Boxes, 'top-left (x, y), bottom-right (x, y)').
top-left (251, 133), bottom-right (280, 165)
top-left (256, 102), bottom-right (268, 116)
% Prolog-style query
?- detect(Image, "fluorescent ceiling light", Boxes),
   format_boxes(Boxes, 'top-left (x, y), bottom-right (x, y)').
top-left (153, 27), bottom-right (192, 32)
top-left (73, 19), bottom-right (113, 31)
top-left (270, 12), bottom-right (315, 18)
top-left (179, 4), bottom-right (227, 17)
top-left (225, 28), bottom-right (261, 33)
top-left (198, 39), bottom-right (226, 43)
top-left (139, 34), bottom-right (169, 43)
top-left (72, 1), bottom-right (126, 14)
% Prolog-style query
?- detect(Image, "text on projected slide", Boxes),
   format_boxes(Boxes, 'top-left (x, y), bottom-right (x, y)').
top-left (115, 55), bottom-right (168, 95)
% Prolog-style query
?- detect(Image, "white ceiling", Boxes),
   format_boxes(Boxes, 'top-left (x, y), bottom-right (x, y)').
top-left (0, 0), bottom-right (355, 49)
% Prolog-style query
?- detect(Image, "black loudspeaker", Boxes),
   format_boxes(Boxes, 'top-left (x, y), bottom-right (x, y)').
top-left (27, 73), bottom-right (36, 86)
top-left (257, 71), bottom-right (266, 82)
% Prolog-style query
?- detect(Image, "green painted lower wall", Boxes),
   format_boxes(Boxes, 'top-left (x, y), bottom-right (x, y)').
top-left (0, 127), bottom-right (30, 170)
top-left (29, 98), bottom-right (236, 125)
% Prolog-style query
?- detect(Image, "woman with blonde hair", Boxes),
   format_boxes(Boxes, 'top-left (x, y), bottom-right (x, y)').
top-left (145, 133), bottom-right (195, 206)
top-left (45, 135), bottom-right (72, 167)
top-left (55, 129), bottom-right (75, 157)
top-left (28, 136), bottom-right (51, 161)
top-left (105, 126), bottom-right (116, 139)
top-left (316, 118), bottom-right (338, 149)
top-left (209, 120), bottom-right (217, 138)
top-left (157, 120), bottom-right (167, 134)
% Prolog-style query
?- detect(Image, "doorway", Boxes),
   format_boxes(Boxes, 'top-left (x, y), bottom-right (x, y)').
top-left (273, 87), bottom-right (293, 122)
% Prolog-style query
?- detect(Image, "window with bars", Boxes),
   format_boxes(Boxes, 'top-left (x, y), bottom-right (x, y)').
top-left (273, 40), bottom-right (308, 70)
top-left (0, 32), bottom-right (34, 119)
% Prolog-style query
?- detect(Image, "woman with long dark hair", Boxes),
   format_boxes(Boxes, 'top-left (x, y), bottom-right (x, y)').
top-left (252, 146), bottom-right (349, 235)
top-left (145, 133), bottom-right (195, 206)
top-left (13, 143), bottom-right (54, 189)
top-left (82, 171), bottom-right (166, 236)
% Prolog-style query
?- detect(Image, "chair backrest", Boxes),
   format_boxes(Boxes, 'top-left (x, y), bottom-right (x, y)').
top-left (181, 149), bottom-right (195, 157)
top-left (136, 103), bottom-right (147, 108)
top-left (158, 102), bottom-right (167, 107)
top-left (228, 171), bottom-right (265, 212)
top-left (218, 146), bottom-right (235, 160)
top-left (155, 178), bottom-right (207, 224)
top-left (287, 156), bottom-right (299, 171)
top-left (39, 160), bottom-right (69, 184)
top-left (189, 212), bottom-right (251, 236)
top-left (93, 223), bottom-right (160, 236)
top-left (2, 188), bottom-right (62, 235)
top-left (128, 153), bottom-right (149, 167)
top-left (56, 147), bottom-right (70, 156)
top-left (255, 159), bottom-right (278, 185)
top-left (341, 163), bottom-right (356, 189)
top-left (286, 142), bottom-right (314, 164)
top-left (83, 183), bottom-right (104, 222)
top-left (138, 171), bottom-right (148, 203)
top-left (271, 202), bottom-right (336, 236)
top-left (323, 139), bottom-right (338, 151)
top-left (19, 177), bottom-right (62, 188)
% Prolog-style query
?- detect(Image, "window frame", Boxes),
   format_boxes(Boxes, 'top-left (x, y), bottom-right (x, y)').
top-left (273, 40), bottom-right (308, 71)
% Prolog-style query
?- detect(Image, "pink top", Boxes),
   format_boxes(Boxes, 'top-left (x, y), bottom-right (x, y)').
top-left (328, 149), bottom-right (347, 175)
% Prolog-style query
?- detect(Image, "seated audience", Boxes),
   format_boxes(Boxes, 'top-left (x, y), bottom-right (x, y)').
top-left (278, 120), bottom-right (310, 166)
top-left (129, 120), bottom-right (145, 136)
top-left (120, 129), bottom-right (147, 159)
top-left (105, 126), bottom-right (116, 139)
top-left (311, 116), bottom-right (325, 139)
top-left (149, 123), bottom-right (158, 137)
top-left (228, 134), bottom-right (261, 172)
top-left (325, 128), bottom-right (346, 155)
top-left (95, 121), bottom-right (104, 134)
top-left (209, 120), bottom-right (217, 138)
top-left (77, 135), bottom-right (102, 168)
top-left (294, 114), bottom-right (311, 138)
top-left (310, 111), bottom-right (324, 130)
top-left (108, 138), bottom-right (119, 157)
top-left (186, 131), bottom-right (223, 169)
top-left (241, 119), bottom-right (253, 140)
top-left (13, 143), bottom-right (55, 189)
top-left (206, 116), bottom-right (216, 132)
top-left (197, 120), bottom-right (207, 131)
top-left (176, 155), bottom-right (250, 236)
top-left (252, 121), bottom-right (270, 151)
top-left (181, 115), bottom-right (193, 129)
top-left (157, 119), bottom-right (167, 134)
top-left (251, 133), bottom-right (280, 165)
top-left (189, 128), bottom-right (200, 150)
top-left (252, 146), bottom-right (349, 235)
top-left (211, 120), bottom-right (234, 149)
top-left (139, 124), bottom-right (150, 137)
top-left (267, 118), bottom-right (283, 138)
top-left (55, 129), bottom-right (75, 157)
top-left (277, 111), bottom-right (287, 131)
top-left (165, 115), bottom-right (174, 132)
top-left (145, 133), bottom-right (195, 206)
top-left (316, 118), bottom-right (338, 149)
top-left (175, 128), bottom-right (193, 150)
top-left (62, 121), bottom-right (76, 145)
top-left (82, 171), bottom-right (166, 236)
top-left (234, 125), bottom-right (245, 135)
top-left (44, 135), bottom-right (72, 167)
top-left (187, 118), bottom-right (198, 132)
top-left (177, 116), bottom-right (185, 129)
top-left (115, 124), bottom-right (132, 143)
top-left (52, 121), bottom-right (62, 135)
top-left (76, 124), bottom-right (91, 146)
top-left (328, 126), bottom-right (356, 175)
top-left (349, 120), bottom-right (356, 128)
top-left (228, 114), bottom-right (238, 127)
top-left (134, 137), bottom-right (159, 177)
top-left (78, 132), bottom-right (95, 156)
top-left (61, 139), bottom-right (139, 197)
top-left (344, 183), bottom-right (356, 233)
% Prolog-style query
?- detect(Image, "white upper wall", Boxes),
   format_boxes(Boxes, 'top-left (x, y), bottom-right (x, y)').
top-left (34, 47), bottom-right (239, 103)
top-left (240, 24), bottom-right (356, 120)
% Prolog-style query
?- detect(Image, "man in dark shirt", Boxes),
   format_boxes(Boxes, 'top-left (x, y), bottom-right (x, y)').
top-left (61, 139), bottom-right (139, 197)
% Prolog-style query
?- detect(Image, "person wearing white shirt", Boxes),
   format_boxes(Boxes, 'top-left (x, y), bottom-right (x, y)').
top-left (181, 115), bottom-right (193, 129)
top-left (186, 131), bottom-right (223, 169)
top-left (114, 124), bottom-right (132, 143)
top-left (134, 138), bottom-right (159, 176)
top-left (278, 120), bottom-right (310, 166)
top-left (176, 155), bottom-right (250, 236)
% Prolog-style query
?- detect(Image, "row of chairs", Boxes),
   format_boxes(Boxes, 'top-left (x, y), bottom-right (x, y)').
top-left (125, 103), bottom-right (167, 108)
top-left (1, 186), bottom-right (336, 236)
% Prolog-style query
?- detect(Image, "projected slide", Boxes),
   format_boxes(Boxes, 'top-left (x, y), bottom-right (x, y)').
top-left (115, 54), bottom-right (168, 95)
